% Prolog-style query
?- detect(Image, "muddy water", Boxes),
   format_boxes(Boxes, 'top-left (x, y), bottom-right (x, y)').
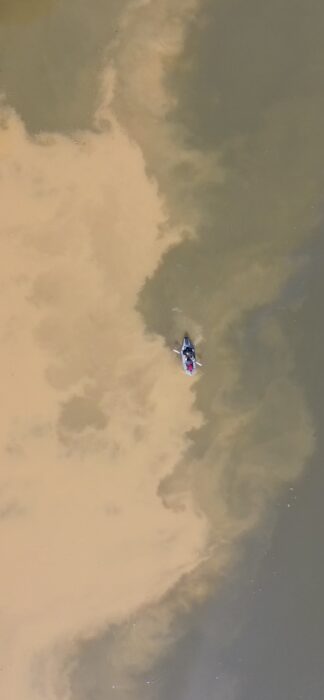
top-left (0, 1), bottom-right (323, 699)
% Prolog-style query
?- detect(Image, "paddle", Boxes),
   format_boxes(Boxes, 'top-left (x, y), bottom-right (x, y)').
top-left (173, 348), bottom-right (203, 367)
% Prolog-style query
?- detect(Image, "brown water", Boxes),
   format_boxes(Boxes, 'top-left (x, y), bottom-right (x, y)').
top-left (0, 1), bottom-right (323, 698)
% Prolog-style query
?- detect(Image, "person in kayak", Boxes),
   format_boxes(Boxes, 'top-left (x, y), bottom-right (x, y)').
top-left (184, 347), bottom-right (194, 360)
top-left (172, 337), bottom-right (201, 373)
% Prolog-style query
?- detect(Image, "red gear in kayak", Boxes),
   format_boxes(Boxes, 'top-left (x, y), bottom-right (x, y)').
top-left (187, 362), bottom-right (194, 372)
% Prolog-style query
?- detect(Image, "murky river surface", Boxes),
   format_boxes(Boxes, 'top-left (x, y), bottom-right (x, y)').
top-left (1, 1), bottom-right (324, 698)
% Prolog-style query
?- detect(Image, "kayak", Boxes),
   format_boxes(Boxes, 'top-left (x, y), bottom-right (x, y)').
top-left (173, 335), bottom-right (202, 376)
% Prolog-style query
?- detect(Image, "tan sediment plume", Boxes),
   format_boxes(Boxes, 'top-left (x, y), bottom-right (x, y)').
top-left (103, 0), bottom-right (225, 232)
top-left (0, 0), bottom-right (317, 698)
top-left (66, 322), bottom-right (314, 700)
top-left (0, 58), bottom-right (207, 700)
top-left (62, 0), bottom-right (317, 696)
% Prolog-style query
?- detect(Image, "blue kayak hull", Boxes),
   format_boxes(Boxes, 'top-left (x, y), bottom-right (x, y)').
top-left (181, 336), bottom-right (197, 376)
